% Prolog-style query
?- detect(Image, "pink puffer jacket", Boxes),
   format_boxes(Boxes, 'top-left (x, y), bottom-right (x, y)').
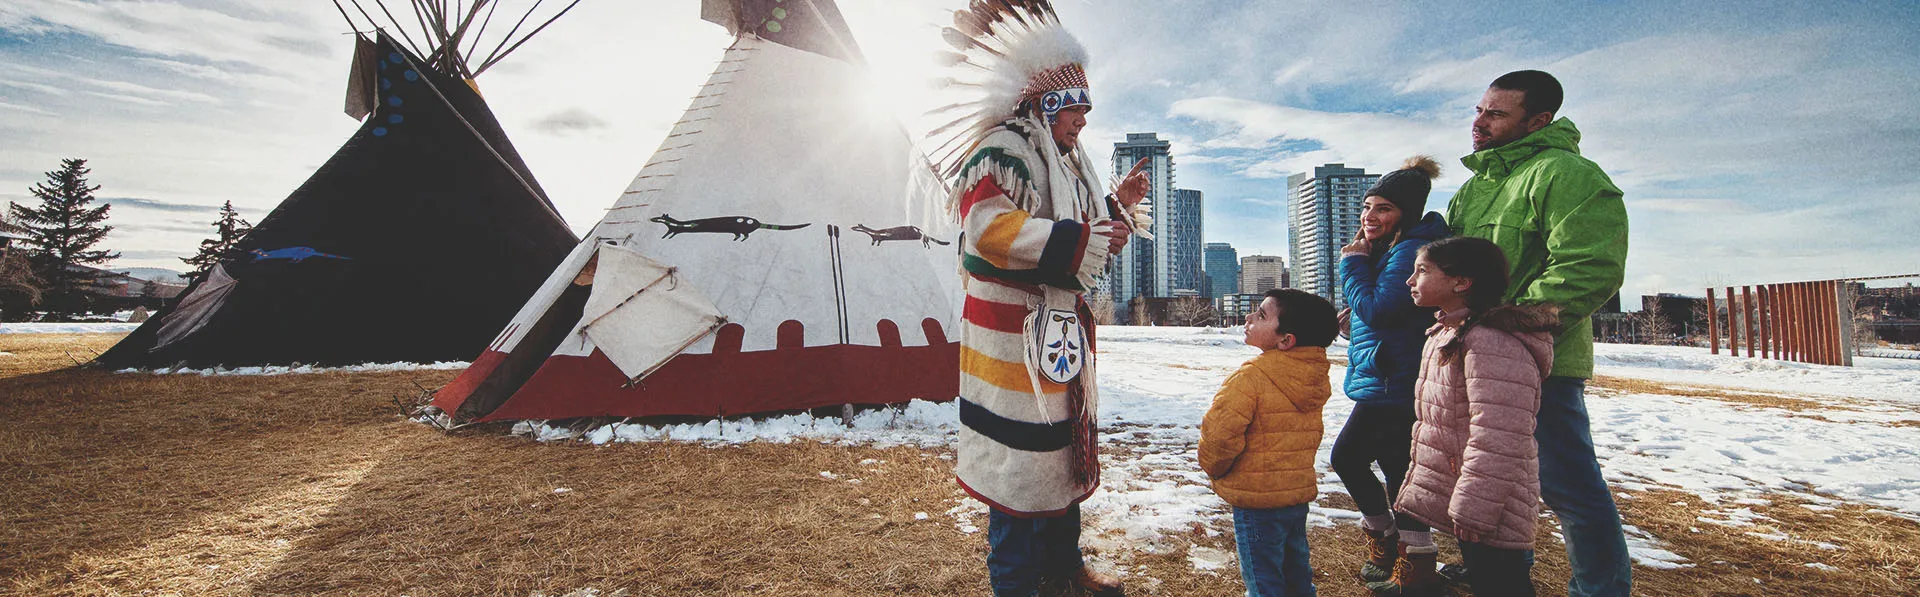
top-left (1395, 306), bottom-right (1556, 550)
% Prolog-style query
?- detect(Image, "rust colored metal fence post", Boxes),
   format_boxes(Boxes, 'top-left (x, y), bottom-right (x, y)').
top-left (1707, 288), bottom-right (1719, 354)
top-left (1824, 280), bottom-right (1842, 365)
top-left (1767, 285), bottom-right (1779, 359)
top-left (1789, 284), bottom-right (1804, 364)
top-left (1811, 282), bottom-right (1827, 365)
top-left (1757, 286), bottom-right (1771, 359)
top-left (1785, 283), bottom-right (1800, 362)
top-left (1825, 281), bottom-right (1840, 365)
top-left (1742, 286), bottom-right (1756, 357)
top-left (1726, 286), bottom-right (1740, 356)
top-left (1838, 282), bottom-right (1855, 366)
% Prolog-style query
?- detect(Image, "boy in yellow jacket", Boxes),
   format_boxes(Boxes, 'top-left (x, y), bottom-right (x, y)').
top-left (1202, 288), bottom-right (1337, 597)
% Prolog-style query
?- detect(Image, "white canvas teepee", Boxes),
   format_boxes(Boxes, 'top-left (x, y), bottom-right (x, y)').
top-left (433, 0), bottom-right (961, 422)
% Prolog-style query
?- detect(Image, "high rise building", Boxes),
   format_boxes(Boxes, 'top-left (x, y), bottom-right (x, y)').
top-left (1108, 132), bottom-right (1201, 321)
top-left (1241, 255), bottom-right (1285, 294)
top-left (1169, 188), bottom-right (1204, 295)
top-left (1204, 242), bottom-right (1239, 301)
top-left (1287, 164), bottom-right (1378, 310)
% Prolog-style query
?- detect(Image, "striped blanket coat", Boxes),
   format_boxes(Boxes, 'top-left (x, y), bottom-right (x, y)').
top-left (954, 120), bottom-right (1117, 516)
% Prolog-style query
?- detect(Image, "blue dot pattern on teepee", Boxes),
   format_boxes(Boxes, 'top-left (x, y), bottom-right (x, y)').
top-left (370, 43), bottom-right (422, 142)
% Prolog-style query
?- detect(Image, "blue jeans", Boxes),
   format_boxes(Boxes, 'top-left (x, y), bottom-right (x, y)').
top-left (1232, 504), bottom-right (1316, 597)
top-left (1539, 377), bottom-right (1632, 596)
top-left (987, 505), bottom-right (1084, 597)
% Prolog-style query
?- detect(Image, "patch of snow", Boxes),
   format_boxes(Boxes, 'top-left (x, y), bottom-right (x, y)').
top-left (1804, 562), bottom-right (1840, 571)
top-left (1624, 524), bottom-right (1693, 569)
top-left (1186, 545), bottom-right (1234, 573)
top-left (1592, 342), bottom-right (1920, 405)
top-left (553, 399), bottom-right (960, 449)
top-left (914, 512), bottom-right (929, 520)
top-left (0, 322), bottom-right (141, 334)
top-left (117, 361), bottom-right (469, 376)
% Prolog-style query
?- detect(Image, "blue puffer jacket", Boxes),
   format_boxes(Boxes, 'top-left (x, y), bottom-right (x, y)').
top-left (1341, 211), bottom-right (1449, 406)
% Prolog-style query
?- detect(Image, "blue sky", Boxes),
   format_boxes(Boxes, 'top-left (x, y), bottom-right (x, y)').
top-left (2, 0), bottom-right (1916, 305)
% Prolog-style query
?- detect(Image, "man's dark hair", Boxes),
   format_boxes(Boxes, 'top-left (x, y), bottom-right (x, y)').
top-left (1263, 289), bottom-right (1338, 348)
top-left (1490, 70), bottom-right (1563, 117)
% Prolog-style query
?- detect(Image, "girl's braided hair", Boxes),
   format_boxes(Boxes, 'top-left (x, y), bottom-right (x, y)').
top-left (1421, 237), bottom-right (1560, 364)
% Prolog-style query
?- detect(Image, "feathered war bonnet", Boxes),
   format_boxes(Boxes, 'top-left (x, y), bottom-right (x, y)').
top-left (927, 0), bottom-right (1092, 179)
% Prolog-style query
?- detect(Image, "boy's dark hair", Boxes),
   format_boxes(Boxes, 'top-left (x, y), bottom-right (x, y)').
top-left (1263, 288), bottom-right (1337, 348)
top-left (1490, 70), bottom-right (1563, 118)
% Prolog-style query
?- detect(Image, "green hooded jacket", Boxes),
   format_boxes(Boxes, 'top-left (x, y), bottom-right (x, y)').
top-left (1446, 118), bottom-right (1628, 379)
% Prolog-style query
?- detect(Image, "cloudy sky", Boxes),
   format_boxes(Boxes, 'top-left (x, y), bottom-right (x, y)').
top-left (2, 0), bottom-right (1916, 304)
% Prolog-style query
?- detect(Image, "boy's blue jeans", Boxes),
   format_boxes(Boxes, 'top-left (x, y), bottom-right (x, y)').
top-left (1232, 503), bottom-right (1316, 597)
top-left (1539, 377), bottom-right (1632, 596)
top-left (986, 504), bottom-right (1084, 597)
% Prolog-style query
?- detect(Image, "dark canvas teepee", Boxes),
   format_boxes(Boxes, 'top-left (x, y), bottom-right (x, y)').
top-left (99, 11), bottom-right (578, 368)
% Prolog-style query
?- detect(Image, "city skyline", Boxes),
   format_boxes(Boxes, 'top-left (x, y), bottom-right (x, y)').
top-left (2, 1), bottom-right (1915, 306)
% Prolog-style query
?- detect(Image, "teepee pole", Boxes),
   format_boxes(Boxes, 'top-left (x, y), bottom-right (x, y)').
top-left (366, 0), bottom-right (429, 58)
top-left (475, 0), bottom-right (544, 72)
top-left (331, 0), bottom-right (362, 32)
top-left (475, 0), bottom-right (580, 75)
top-left (463, 0), bottom-right (501, 61)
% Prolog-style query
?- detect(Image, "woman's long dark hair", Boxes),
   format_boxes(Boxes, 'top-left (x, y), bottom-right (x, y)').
top-left (1420, 236), bottom-right (1555, 363)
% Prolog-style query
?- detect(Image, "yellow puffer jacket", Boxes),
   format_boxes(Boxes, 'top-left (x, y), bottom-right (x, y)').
top-left (1199, 347), bottom-right (1332, 509)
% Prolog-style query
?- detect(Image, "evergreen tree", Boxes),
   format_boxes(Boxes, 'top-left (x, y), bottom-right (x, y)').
top-left (180, 200), bottom-right (252, 284)
top-left (8, 158), bottom-right (118, 318)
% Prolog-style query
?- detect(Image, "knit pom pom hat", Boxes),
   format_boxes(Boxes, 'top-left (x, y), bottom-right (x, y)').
top-left (1365, 155), bottom-right (1441, 225)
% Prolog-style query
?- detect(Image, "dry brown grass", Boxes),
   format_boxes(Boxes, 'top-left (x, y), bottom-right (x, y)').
top-left (3, 333), bottom-right (1915, 596)
top-left (1589, 376), bottom-right (1834, 412)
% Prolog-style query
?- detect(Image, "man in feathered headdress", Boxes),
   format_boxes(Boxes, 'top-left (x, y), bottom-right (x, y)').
top-left (933, 1), bottom-right (1150, 595)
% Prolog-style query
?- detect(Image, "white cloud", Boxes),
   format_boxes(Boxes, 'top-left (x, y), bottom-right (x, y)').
top-left (1168, 97), bottom-right (1462, 183)
top-left (0, 100), bottom-right (54, 115)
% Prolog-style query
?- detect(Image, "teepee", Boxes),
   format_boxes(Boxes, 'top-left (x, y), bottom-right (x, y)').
top-left (97, 1), bottom-right (579, 369)
top-left (431, 0), bottom-right (961, 422)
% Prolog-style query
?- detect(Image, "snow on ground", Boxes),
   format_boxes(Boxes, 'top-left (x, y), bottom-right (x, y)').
top-left (519, 326), bottom-right (1920, 571)
top-left (0, 322), bottom-right (142, 334)
top-left (1593, 342), bottom-right (1920, 406)
top-left (117, 361), bottom-right (470, 376)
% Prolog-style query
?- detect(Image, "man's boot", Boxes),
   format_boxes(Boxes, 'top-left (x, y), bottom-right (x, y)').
top-left (1069, 565), bottom-right (1125, 596)
top-left (1360, 526), bottom-right (1400, 582)
top-left (1365, 542), bottom-right (1442, 596)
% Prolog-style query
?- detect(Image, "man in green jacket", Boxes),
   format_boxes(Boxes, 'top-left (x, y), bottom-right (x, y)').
top-left (1447, 70), bottom-right (1631, 597)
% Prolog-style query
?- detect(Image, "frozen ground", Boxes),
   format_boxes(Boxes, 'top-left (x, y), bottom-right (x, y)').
top-left (1, 322), bottom-right (142, 334)
top-left (522, 325), bottom-right (1920, 572)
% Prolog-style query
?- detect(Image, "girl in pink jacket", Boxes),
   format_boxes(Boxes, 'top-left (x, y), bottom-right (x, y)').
top-left (1382, 236), bottom-right (1557, 597)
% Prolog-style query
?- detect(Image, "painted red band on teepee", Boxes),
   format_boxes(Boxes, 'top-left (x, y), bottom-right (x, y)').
top-left (475, 319), bottom-right (959, 421)
top-left (432, 348), bottom-right (509, 413)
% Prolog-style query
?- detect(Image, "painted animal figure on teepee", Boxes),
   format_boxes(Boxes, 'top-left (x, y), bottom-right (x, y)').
top-left (431, 0), bottom-right (961, 422)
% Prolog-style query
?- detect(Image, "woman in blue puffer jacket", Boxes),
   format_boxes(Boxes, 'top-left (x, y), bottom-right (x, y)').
top-left (1335, 155), bottom-right (1449, 583)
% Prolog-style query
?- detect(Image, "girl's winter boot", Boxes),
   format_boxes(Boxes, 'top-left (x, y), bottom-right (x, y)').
top-left (1361, 526), bottom-right (1400, 582)
top-left (1365, 542), bottom-right (1442, 596)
